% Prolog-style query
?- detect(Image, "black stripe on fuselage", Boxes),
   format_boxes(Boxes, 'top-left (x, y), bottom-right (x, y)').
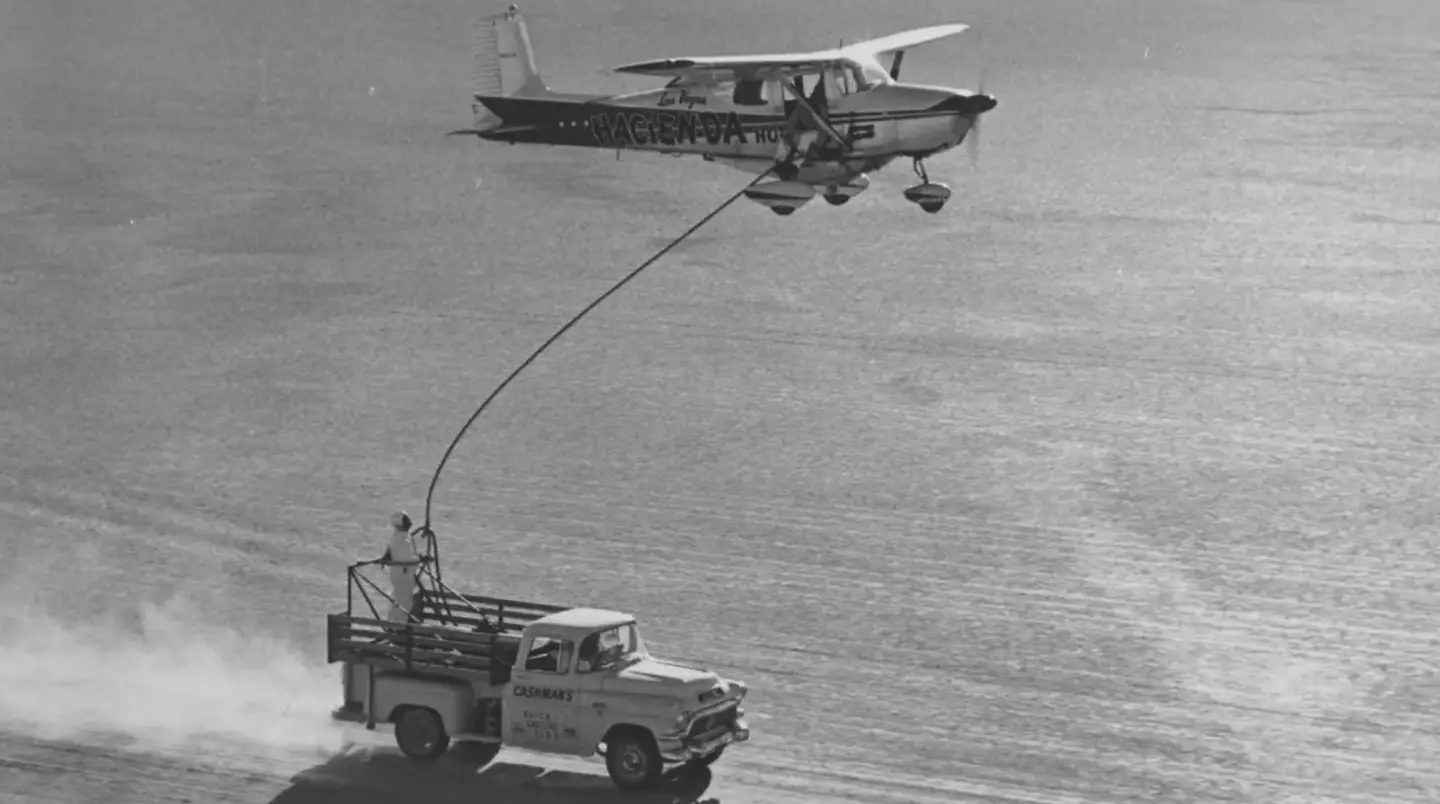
top-left (473, 95), bottom-right (964, 149)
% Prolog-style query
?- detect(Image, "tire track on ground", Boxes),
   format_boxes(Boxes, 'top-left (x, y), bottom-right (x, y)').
top-left (469, 485), bottom-right (1440, 638)
top-left (398, 306), bottom-right (1440, 393)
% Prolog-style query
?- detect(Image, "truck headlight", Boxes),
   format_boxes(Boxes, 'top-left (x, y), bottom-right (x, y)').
top-left (675, 711), bottom-right (691, 730)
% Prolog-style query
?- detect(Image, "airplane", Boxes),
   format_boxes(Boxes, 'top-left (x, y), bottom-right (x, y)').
top-left (449, 5), bottom-right (998, 216)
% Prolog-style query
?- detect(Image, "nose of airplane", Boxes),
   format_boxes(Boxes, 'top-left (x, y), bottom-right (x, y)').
top-left (930, 92), bottom-right (997, 116)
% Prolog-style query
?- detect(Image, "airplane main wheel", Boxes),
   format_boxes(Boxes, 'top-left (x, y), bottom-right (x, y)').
top-left (771, 206), bottom-right (796, 216)
top-left (823, 194), bottom-right (849, 206)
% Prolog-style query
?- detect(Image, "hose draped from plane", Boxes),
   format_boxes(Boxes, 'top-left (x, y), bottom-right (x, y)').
top-left (420, 169), bottom-right (774, 539)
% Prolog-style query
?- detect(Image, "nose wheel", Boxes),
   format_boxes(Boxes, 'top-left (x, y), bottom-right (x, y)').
top-left (903, 158), bottom-right (951, 214)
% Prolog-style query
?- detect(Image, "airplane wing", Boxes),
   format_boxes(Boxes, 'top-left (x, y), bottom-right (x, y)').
top-left (838, 23), bottom-right (969, 60)
top-left (611, 23), bottom-right (969, 84)
top-left (612, 50), bottom-right (843, 84)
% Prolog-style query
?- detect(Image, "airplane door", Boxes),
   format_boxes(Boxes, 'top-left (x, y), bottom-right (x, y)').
top-left (783, 74), bottom-right (819, 117)
top-left (505, 636), bottom-right (581, 754)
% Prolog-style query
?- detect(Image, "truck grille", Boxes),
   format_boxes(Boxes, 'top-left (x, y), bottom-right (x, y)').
top-left (687, 705), bottom-right (737, 739)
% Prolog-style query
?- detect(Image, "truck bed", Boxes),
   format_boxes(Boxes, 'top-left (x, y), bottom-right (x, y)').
top-left (421, 589), bottom-right (568, 634)
top-left (327, 590), bottom-right (568, 679)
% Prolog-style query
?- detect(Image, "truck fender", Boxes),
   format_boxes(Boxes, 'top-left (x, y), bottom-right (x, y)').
top-left (373, 675), bottom-right (473, 737)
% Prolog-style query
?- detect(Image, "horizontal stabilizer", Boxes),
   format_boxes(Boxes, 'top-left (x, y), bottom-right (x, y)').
top-left (447, 124), bottom-right (543, 138)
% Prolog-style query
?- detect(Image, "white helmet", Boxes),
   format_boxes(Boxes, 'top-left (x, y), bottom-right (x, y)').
top-left (390, 510), bottom-right (412, 531)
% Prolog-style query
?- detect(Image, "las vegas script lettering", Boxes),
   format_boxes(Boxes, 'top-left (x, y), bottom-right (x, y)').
top-left (657, 89), bottom-right (706, 109)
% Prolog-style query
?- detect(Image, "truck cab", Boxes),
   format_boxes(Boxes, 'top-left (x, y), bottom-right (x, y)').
top-left (328, 582), bottom-right (750, 791)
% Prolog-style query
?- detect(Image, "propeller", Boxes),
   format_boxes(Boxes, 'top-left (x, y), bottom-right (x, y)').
top-left (966, 87), bottom-right (984, 168)
top-left (966, 50), bottom-right (990, 168)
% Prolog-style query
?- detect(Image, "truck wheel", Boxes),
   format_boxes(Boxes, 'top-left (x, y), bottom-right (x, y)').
top-left (691, 746), bottom-right (724, 767)
top-left (605, 729), bottom-right (662, 790)
top-left (394, 706), bottom-right (450, 760)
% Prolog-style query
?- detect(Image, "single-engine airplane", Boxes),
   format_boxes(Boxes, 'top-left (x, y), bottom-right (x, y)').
top-left (449, 5), bottom-right (998, 215)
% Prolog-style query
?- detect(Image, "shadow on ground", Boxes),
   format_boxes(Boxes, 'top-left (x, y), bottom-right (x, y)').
top-left (268, 743), bottom-right (717, 804)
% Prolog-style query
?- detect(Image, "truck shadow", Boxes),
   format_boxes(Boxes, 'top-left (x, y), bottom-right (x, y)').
top-left (267, 743), bottom-right (716, 804)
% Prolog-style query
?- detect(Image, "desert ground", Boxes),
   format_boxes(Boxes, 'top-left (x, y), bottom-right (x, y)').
top-left (2, 0), bottom-right (1438, 802)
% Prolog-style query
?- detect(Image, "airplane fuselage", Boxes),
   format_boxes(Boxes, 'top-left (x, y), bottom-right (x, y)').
top-left (475, 82), bottom-right (981, 185)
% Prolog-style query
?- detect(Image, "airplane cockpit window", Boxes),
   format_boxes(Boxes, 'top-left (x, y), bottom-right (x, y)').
top-left (854, 56), bottom-right (892, 89)
top-left (826, 62), bottom-right (864, 97)
top-left (836, 59), bottom-right (888, 94)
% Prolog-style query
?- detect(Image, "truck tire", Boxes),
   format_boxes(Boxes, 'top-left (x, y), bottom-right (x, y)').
top-left (605, 728), bottom-right (662, 790)
top-left (394, 706), bottom-right (450, 760)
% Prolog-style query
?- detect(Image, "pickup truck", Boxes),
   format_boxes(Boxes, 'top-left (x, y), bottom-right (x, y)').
top-left (326, 580), bottom-right (751, 791)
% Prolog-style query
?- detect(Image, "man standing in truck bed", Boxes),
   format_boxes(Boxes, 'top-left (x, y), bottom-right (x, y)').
top-left (380, 510), bottom-right (421, 624)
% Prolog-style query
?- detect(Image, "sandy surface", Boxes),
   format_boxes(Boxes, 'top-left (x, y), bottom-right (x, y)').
top-left (3, 0), bottom-right (1439, 802)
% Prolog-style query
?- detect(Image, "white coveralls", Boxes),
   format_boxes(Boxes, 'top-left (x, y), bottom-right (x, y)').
top-left (386, 525), bottom-right (420, 624)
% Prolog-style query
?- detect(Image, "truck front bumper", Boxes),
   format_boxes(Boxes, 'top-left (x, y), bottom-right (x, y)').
top-left (659, 718), bottom-right (751, 763)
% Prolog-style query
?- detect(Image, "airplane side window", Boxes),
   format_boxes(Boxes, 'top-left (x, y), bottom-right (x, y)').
top-left (524, 637), bottom-right (574, 674)
top-left (733, 79), bottom-right (768, 106)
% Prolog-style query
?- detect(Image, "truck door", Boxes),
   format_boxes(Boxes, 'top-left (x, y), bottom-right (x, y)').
top-left (506, 635), bottom-right (581, 754)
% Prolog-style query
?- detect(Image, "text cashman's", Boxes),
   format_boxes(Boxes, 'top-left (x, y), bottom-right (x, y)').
top-left (513, 685), bottom-right (574, 702)
top-left (589, 108), bottom-right (785, 148)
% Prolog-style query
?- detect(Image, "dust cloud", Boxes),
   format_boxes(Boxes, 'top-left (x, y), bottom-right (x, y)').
top-left (0, 592), bottom-right (352, 762)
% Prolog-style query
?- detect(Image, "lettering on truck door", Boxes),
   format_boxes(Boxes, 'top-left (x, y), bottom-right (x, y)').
top-left (506, 636), bottom-right (581, 753)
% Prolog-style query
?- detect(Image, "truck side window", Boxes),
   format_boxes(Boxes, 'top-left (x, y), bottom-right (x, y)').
top-left (577, 633), bottom-right (600, 674)
top-left (525, 636), bottom-right (573, 674)
top-left (577, 625), bottom-right (638, 674)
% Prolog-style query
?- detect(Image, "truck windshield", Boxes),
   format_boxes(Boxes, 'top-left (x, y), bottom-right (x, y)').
top-left (578, 623), bottom-right (642, 673)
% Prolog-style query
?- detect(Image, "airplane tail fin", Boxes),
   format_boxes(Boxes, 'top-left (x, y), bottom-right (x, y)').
top-left (470, 5), bottom-right (552, 130)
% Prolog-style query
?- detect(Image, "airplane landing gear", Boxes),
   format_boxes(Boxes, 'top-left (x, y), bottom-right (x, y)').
top-left (822, 174), bottom-right (870, 206)
top-left (903, 158), bottom-right (951, 214)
